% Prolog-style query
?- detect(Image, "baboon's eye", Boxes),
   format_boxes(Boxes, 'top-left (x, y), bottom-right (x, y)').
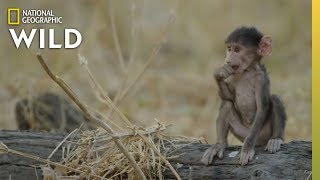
top-left (227, 46), bottom-right (231, 51)
top-left (234, 47), bottom-right (240, 53)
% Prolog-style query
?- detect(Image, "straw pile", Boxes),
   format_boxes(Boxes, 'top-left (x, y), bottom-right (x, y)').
top-left (40, 123), bottom-right (201, 179)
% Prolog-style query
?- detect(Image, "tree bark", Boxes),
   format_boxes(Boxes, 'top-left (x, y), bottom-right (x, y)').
top-left (0, 130), bottom-right (311, 180)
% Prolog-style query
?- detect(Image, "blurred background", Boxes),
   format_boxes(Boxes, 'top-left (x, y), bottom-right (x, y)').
top-left (0, 0), bottom-right (311, 144)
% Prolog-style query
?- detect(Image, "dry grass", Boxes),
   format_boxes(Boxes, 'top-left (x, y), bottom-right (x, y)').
top-left (50, 126), bottom-right (195, 179)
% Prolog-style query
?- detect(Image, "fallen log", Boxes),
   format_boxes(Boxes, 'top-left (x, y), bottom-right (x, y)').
top-left (0, 130), bottom-right (311, 180)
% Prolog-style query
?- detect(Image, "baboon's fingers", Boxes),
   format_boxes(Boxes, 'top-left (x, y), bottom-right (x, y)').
top-left (218, 149), bottom-right (224, 159)
top-left (265, 140), bottom-right (271, 151)
top-left (201, 144), bottom-right (227, 165)
top-left (203, 148), bottom-right (211, 157)
top-left (209, 149), bottom-right (217, 164)
top-left (276, 140), bottom-right (281, 151)
top-left (240, 148), bottom-right (255, 166)
top-left (269, 139), bottom-right (275, 153)
top-left (266, 138), bottom-right (284, 153)
top-left (239, 151), bottom-right (245, 165)
top-left (201, 148), bottom-right (212, 165)
top-left (219, 72), bottom-right (224, 78)
top-left (240, 153), bottom-right (249, 166)
top-left (201, 149), bottom-right (209, 164)
top-left (224, 65), bottom-right (234, 74)
top-left (275, 139), bottom-right (283, 152)
top-left (222, 71), bottom-right (228, 78)
top-left (273, 140), bottom-right (279, 152)
top-left (248, 150), bottom-right (255, 161)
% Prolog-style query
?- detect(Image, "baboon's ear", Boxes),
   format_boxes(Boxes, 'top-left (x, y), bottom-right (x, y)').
top-left (258, 36), bottom-right (272, 56)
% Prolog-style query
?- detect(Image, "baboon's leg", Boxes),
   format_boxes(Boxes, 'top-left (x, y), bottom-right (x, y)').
top-left (224, 101), bottom-right (272, 145)
top-left (201, 100), bottom-right (231, 165)
top-left (265, 95), bottom-right (287, 153)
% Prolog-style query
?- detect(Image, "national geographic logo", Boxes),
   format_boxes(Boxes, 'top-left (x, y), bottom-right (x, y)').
top-left (7, 8), bottom-right (20, 25)
top-left (7, 8), bottom-right (62, 25)
top-left (7, 8), bottom-right (82, 49)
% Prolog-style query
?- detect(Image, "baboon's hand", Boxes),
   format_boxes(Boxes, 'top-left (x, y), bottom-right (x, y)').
top-left (240, 140), bottom-right (255, 166)
top-left (201, 143), bottom-right (226, 165)
top-left (265, 138), bottom-right (283, 153)
top-left (214, 64), bottom-right (234, 81)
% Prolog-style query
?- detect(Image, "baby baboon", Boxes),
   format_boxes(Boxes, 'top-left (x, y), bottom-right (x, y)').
top-left (201, 27), bottom-right (287, 166)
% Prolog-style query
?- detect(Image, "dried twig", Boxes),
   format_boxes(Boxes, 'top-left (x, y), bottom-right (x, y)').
top-left (47, 128), bottom-right (78, 160)
top-left (36, 54), bottom-right (147, 180)
top-left (79, 54), bottom-right (132, 127)
top-left (94, 124), bottom-right (171, 143)
top-left (107, 12), bottom-right (176, 119)
top-left (128, 0), bottom-right (138, 71)
top-left (109, 3), bottom-right (126, 75)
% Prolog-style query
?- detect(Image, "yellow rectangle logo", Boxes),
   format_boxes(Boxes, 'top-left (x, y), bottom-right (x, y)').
top-left (8, 8), bottom-right (20, 25)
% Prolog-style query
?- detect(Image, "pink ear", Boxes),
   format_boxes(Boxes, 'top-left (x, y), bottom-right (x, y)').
top-left (259, 36), bottom-right (272, 56)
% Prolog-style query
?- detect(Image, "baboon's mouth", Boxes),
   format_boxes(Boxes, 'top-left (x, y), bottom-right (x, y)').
top-left (231, 65), bottom-right (239, 71)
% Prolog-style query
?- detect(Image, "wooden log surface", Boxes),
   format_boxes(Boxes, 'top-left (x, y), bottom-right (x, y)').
top-left (0, 130), bottom-right (311, 180)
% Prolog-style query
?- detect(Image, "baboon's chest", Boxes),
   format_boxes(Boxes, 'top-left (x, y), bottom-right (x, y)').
top-left (232, 77), bottom-right (257, 125)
